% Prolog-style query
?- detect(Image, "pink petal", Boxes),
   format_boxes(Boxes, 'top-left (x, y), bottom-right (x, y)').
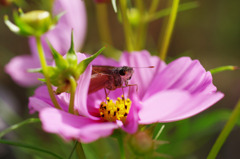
top-left (29, 0), bottom-right (87, 57)
top-left (121, 94), bottom-right (140, 133)
top-left (91, 55), bottom-right (119, 66)
top-left (139, 90), bottom-right (224, 124)
top-left (119, 50), bottom-right (166, 99)
top-left (29, 97), bottom-right (53, 113)
top-left (74, 65), bottom-right (95, 118)
top-left (40, 107), bottom-right (118, 143)
top-left (5, 55), bottom-right (42, 86)
top-left (29, 86), bottom-right (69, 113)
top-left (144, 57), bottom-right (217, 100)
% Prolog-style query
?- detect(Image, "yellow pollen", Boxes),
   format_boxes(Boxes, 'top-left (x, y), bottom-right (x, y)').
top-left (99, 95), bottom-right (132, 123)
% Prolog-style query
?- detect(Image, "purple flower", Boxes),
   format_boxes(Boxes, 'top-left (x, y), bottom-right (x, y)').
top-left (29, 51), bottom-right (224, 143)
top-left (5, 0), bottom-right (86, 87)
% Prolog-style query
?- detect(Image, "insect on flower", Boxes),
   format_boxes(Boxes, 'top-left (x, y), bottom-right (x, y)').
top-left (88, 65), bottom-right (154, 95)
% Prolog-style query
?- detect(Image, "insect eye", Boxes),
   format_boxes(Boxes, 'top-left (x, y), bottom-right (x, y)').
top-left (119, 69), bottom-right (126, 76)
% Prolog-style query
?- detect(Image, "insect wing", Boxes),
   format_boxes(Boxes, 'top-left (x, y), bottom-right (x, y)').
top-left (89, 66), bottom-right (114, 94)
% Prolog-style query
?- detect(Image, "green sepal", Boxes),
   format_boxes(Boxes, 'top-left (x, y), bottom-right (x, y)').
top-left (38, 78), bottom-right (46, 82)
top-left (47, 40), bottom-right (68, 69)
top-left (66, 30), bottom-right (77, 67)
top-left (27, 68), bottom-right (43, 73)
top-left (111, 0), bottom-right (117, 13)
top-left (56, 84), bottom-right (71, 95)
top-left (53, 11), bottom-right (65, 24)
top-left (76, 46), bottom-right (106, 76)
top-left (4, 15), bottom-right (21, 34)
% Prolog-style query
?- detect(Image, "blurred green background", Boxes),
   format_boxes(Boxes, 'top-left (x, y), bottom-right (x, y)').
top-left (0, 0), bottom-right (240, 158)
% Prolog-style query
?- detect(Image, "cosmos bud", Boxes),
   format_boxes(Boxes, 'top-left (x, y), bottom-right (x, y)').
top-left (43, 31), bottom-right (105, 94)
top-left (4, 9), bottom-right (61, 37)
top-left (127, 8), bottom-right (141, 27)
top-left (128, 131), bottom-right (154, 156)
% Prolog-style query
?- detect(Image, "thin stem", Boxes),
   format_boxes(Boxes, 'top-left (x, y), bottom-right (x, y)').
top-left (119, 0), bottom-right (134, 51)
top-left (0, 139), bottom-right (64, 159)
top-left (209, 65), bottom-right (238, 75)
top-left (0, 118), bottom-right (40, 138)
top-left (158, 0), bottom-right (180, 61)
top-left (35, 36), bottom-right (61, 109)
top-left (154, 125), bottom-right (165, 140)
top-left (68, 141), bottom-right (78, 159)
top-left (117, 132), bottom-right (125, 159)
top-left (147, 1), bottom-right (198, 22)
top-left (207, 99), bottom-right (240, 159)
top-left (76, 141), bottom-right (86, 159)
top-left (135, 0), bottom-right (147, 50)
top-left (149, 0), bottom-right (161, 14)
top-left (96, 3), bottom-right (113, 46)
top-left (68, 76), bottom-right (76, 114)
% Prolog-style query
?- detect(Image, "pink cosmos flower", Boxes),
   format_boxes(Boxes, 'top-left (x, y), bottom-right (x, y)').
top-left (5, 0), bottom-right (86, 87)
top-left (29, 51), bottom-right (224, 143)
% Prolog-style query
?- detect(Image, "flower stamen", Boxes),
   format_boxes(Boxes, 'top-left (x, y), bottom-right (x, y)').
top-left (99, 95), bottom-right (131, 123)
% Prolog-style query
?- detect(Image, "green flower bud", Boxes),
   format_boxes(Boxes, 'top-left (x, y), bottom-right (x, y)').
top-left (128, 131), bottom-right (154, 156)
top-left (4, 9), bottom-right (60, 37)
top-left (127, 8), bottom-right (141, 27)
top-left (19, 10), bottom-right (52, 34)
top-left (42, 31), bottom-right (105, 94)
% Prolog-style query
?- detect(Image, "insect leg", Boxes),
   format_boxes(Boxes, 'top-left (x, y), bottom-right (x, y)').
top-left (104, 87), bottom-right (111, 99)
top-left (128, 84), bottom-right (138, 94)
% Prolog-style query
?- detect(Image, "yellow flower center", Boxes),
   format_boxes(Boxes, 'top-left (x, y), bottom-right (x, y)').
top-left (99, 95), bottom-right (132, 123)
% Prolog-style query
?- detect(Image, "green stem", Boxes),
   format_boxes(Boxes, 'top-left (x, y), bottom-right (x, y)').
top-left (147, 1), bottom-right (198, 22)
top-left (119, 0), bottom-right (134, 51)
top-left (149, 0), bottom-right (161, 14)
top-left (76, 141), bottom-right (86, 159)
top-left (35, 36), bottom-right (61, 109)
top-left (209, 65), bottom-right (238, 75)
top-left (68, 76), bottom-right (76, 114)
top-left (0, 139), bottom-right (64, 159)
top-left (207, 99), bottom-right (240, 159)
top-left (154, 125), bottom-right (165, 140)
top-left (158, 0), bottom-right (180, 61)
top-left (117, 132), bottom-right (125, 159)
top-left (0, 118), bottom-right (40, 138)
top-left (135, 0), bottom-right (147, 50)
top-left (96, 3), bottom-right (113, 46)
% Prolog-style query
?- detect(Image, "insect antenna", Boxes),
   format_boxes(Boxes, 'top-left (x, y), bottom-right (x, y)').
top-left (130, 66), bottom-right (154, 68)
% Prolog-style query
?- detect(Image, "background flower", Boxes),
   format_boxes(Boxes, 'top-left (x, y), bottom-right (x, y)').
top-left (5, 0), bottom-right (86, 87)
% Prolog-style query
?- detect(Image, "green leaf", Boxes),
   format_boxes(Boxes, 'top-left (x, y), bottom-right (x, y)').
top-left (207, 100), bottom-right (240, 159)
top-left (77, 46), bottom-right (106, 76)
top-left (209, 65), bottom-right (239, 75)
top-left (0, 139), bottom-right (64, 159)
top-left (147, 1), bottom-right (199, 22)
top-left (0, 118), bottom-right (40, 139)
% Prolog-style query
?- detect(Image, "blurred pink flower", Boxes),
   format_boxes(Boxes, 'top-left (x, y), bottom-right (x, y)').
top-left (5, 0), bottom-right (87, 87)
top-left (29, 51), bottom-right (224, 143)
